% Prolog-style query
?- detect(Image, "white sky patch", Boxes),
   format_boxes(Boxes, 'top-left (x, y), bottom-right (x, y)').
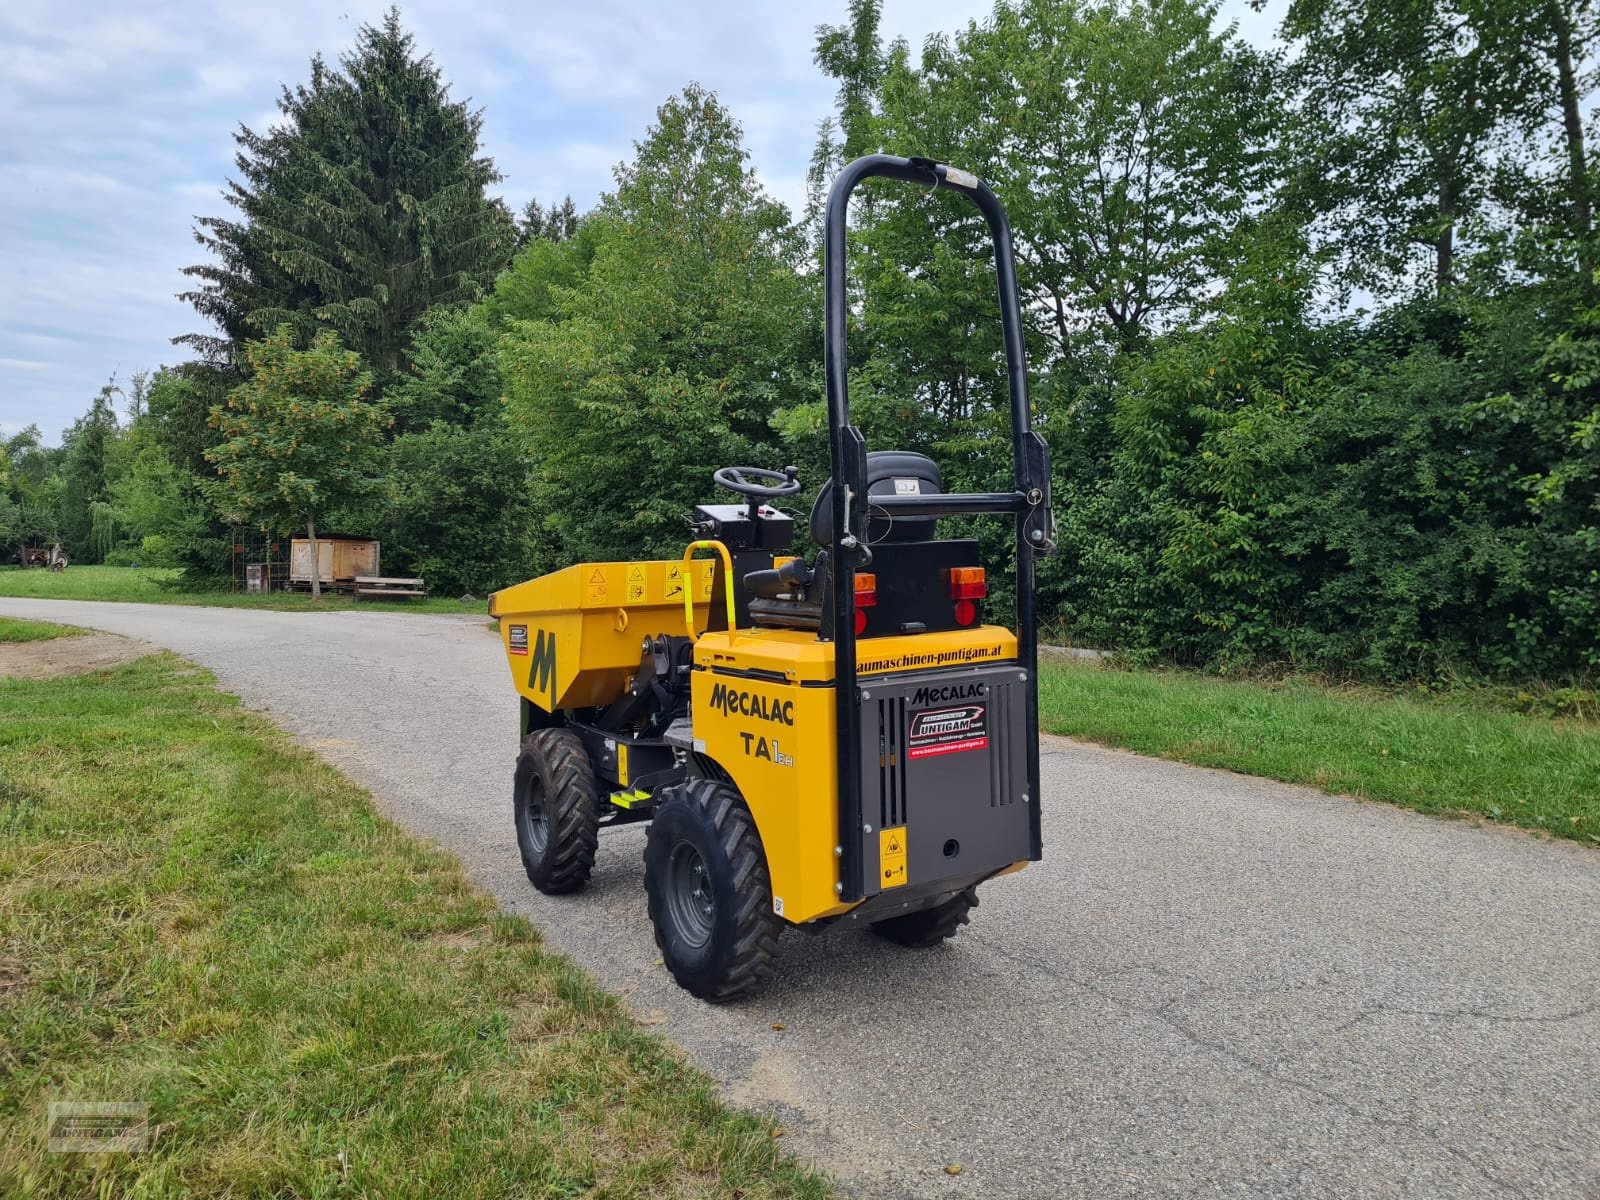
top-left (0, 0), bottom-right (1280, 441)
top-left (754, 170), bottom-right (814, 224)
top-left (0, 163), bottom-right (131, 195)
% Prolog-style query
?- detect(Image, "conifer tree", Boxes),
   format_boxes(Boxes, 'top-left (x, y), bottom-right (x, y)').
top-left (179, 9), bottom-right (514, 382)
top-left (515, 196), bottom-right (581, 248)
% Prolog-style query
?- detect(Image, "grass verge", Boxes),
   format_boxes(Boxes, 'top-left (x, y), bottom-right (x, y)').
top-left (0, 651), bottom-right (831, 1199)
top-left (0, 566), bottom-right (477, 614)
top-left (1039, 658), bottom-right (1600, 845)
top-left (0, 618), bottom-right (85, 643)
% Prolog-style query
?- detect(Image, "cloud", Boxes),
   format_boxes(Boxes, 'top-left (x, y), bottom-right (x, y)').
top-left (0, 0), bottom-right (1277, 441)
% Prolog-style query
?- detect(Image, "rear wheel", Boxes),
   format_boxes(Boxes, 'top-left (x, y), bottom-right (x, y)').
top-left (513, 727), bottom-right (600, 894)
top-left (870, 887), bottom-right (978, 948)
top-left (644, 778), bottom-right (782, 1002)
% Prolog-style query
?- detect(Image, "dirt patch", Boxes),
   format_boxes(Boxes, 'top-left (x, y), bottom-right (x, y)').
top-left (0, 959), bottom-right (27, 995)
top-left (0, 632), bottom-right (155, 679)
top-left (725, 1051), bottom-right (804, 1109)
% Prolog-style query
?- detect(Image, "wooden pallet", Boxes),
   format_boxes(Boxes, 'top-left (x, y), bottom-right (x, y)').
top-left (354, 575), bottom-right (428, 600)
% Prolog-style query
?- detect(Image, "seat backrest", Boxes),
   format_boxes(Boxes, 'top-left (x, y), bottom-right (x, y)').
top-left (809, 451), bottom-right (943, 547)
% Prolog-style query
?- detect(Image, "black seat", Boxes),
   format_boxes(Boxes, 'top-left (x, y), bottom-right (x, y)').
top-left (808, 451), bottom-right (943, 547)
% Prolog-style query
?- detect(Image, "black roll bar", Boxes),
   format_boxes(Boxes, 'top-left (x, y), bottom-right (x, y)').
top-left (824, 154), bottom-right (1054, 903)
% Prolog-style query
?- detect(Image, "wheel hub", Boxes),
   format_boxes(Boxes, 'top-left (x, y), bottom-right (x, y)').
top-left (523, 780), bottom-right (548, 853)
top-left (666, 841), bottom-right (715, 947)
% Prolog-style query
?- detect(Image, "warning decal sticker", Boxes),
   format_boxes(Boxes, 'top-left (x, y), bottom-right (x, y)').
top-left (879, 826), bottom-right (907, 888)
top-left (907, 704), bottom-right (988, 760)
top-left (508, 625), bottom-right (528, 656)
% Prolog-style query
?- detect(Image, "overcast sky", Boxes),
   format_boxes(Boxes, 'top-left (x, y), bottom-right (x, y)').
top-left (0, 0), bottom-right (1277, 443)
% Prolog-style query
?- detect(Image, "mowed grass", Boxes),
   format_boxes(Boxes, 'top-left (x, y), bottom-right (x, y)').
top-left (0, 565), bottom-right (477, 613)
top-left (0, 652), bottom-right (831, 1199)
top-left (0, 617), bottom-right (85, 643)
top-left (1039, 658), bottom-right (1600, 845)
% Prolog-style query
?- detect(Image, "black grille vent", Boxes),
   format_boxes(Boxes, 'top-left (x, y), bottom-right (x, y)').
top-left (875, 697), bottom-right (908, 827)
top-left (989, 680), bottom-right (1015, 806)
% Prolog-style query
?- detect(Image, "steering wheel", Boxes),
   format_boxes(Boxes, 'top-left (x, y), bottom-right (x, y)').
top-left (713, 465), bottom-right (802, 502)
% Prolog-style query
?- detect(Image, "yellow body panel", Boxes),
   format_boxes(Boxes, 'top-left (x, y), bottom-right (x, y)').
top-left (693, 672), bottom-right (848, 922)
top-left (490, 560), bottom-right (716, 710)
top-left (692, 624), bottom-right (1018, 682)
top-left (691, 623), bottom-right (1019, 924)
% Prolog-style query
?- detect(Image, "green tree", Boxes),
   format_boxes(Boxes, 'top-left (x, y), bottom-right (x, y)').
top-left (1048, 255), bottom-right (1600, 679)
top-left (1281, 0), bottom-right (1533, 291)
top-left (815, 0), bottom-right (1280, 353)
top-left (179, 9), bottom-right (514, 381)
top-left (0, 501), bottom-right (15, 561)
top-left (137, 365), bottom-right (241, 584)
top-left (515, 196), bottom-right (581, 249)
top-left (1476, 261), bottom-right (1600, 668)
top-left (1, 427), bottom-right (62, 562)
top-left (0, 447), bottom-right (19, 555)
top-left (388, 306), bottom-right (502, 433)
top-left (810, 0), bottom-right (888, 195)
top-left (1539, 0), bottom-right (1598, 238)
top-left (964, 0), bottom-right (1280, 348)
top-left (481, 218), bottom-right (598, 330)
top-left (801, 0), bottom-right (1281, 553)
top-left (1479, 0), bottom-right (1600, 250)
top-left (104, 371), bottom-right (207, 567)
top-left (58, 378), bottom-right (125, 561)
top-left (498, 85), bottom-right (815, 564)
top-left (205, 327), bottom-right (389, 599)
top-left (376, 304), bottom-right (541, 592)
top-left (383, 420), bottom-right (541, 594)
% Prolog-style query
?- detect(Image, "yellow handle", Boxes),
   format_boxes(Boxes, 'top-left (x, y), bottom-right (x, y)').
top-left (682, 540), bottom-right (738, 644)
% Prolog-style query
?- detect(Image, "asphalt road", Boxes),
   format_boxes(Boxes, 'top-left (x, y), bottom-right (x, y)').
top-left (5, 598), bottom-right (1598, 1199)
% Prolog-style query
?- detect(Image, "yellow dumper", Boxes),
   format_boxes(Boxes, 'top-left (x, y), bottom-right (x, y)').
top-left (490, 155), bottom-right (1056, 1001)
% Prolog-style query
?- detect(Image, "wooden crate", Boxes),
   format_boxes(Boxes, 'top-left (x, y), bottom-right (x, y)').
top-left (288, 537), bottom-right (380, 589)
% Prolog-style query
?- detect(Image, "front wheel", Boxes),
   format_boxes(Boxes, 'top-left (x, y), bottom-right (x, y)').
top-left (644, 779), bottom-right (782, 1002)
top-left (513, 727), bottom-right (600, 894)
top-left (870, 887), bottom-right (979, 948)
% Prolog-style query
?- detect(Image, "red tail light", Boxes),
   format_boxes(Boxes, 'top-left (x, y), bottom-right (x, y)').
top-left (854, 572), bottom-right (876, 636)
top-left (950, 567), bottom-right (986, 600)
top-left (953, 599), bottom-right (977, 627)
